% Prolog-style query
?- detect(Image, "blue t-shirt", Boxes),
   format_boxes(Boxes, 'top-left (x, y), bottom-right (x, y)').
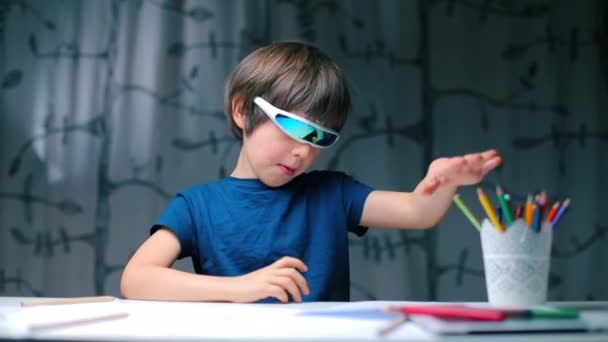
top-left (152, 170), bottom-right (373, 302)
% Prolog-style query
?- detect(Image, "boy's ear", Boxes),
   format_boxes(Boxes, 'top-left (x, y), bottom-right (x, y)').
top-left (231, 97), bottom-right (247, 130)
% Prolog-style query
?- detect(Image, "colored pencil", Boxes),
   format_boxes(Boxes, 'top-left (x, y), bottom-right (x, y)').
top-left (389, 305), bottom-right (506, 321)
top-left (377, 314), bottom-right (409, 336)
top-left (532, 204), bottom-right (541, 233)
top-left (477, 188), bottom-right (505, 232)
top-left (496, 186), bottom-right (514, 225)
top-left (514, 204), bottom-right (524, 219)
top-left (21, 296), bottom-right (116, 307)
top-left (546, 201), bottom-right (561, 223)
top-left (525, 194), bottom-right (534, 228)
top-left (551, 198), bottom-right (571, 227)
top-left (28, 312), bottom-right (129, 332)
top-left (539, 191), bottom-right (549, 217)
top-left (497, 206), bottom-right (503, 223)
top-left (453, 194), bottom-right (482, 232)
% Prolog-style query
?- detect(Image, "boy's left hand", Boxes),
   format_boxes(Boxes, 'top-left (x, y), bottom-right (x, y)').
top-left (419, 149), bottom-right (502, 195)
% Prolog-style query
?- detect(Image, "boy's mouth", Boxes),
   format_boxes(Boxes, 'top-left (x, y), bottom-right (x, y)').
top-left (278, 164), bottom-right (296, 176)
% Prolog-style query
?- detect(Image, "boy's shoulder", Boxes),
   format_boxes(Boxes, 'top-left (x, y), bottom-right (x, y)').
top-left (175, 171), bottom-right (361, 195)
top-left (174, 178), bottom-right (230, 196)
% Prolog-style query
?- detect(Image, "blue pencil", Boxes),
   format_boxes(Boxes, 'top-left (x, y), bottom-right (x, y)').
top-left (496, 206), bottom-right (503, 224)
top-left (551, 198), bottom-right (570, 228)
top-left (532, 204), bottom-right (541, 233)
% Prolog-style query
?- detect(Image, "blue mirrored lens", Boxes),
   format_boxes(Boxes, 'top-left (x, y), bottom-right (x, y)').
top-left (275, 114), bottom-right (337, 147)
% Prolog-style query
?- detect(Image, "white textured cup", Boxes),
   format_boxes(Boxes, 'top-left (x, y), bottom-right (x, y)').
top-left (480, 218), bottom-right (553, 307)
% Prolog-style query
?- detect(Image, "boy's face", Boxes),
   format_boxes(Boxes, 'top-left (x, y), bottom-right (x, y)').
top-left (233, 111), bottom-right (322, 187)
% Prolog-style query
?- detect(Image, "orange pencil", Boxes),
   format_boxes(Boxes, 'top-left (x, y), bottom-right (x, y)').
top-left (546, 201), bottom-right (561, 223)
top-left (525, 194), bottom-right (534, 228)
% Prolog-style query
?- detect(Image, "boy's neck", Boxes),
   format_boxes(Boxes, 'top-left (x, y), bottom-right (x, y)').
top-left (231, 148), bottom-right (254, 179)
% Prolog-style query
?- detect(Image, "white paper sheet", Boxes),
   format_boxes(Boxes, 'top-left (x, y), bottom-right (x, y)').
top-left (0, 300), bottom-right (435, 341)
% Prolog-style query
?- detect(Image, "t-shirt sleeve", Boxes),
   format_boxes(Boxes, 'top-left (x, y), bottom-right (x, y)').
top-left (341, 173), bottom-right (374, 237)
top-left (150, 194), bottom-right (195, 259)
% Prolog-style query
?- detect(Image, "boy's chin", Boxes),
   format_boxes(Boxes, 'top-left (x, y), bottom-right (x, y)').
top-left (261, 179), bottom-right (289, 188)
top-left (260, 174), bottom-right (295, 188)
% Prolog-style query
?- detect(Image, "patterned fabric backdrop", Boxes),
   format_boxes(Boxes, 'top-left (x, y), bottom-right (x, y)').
top-left (1, 0), bottom-right (607, 301)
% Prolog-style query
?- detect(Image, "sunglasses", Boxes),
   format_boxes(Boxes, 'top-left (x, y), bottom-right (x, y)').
top-left (253, 97), bottom-right (340, 148)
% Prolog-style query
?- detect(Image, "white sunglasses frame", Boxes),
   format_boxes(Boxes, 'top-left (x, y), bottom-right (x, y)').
top-left (253, 97), bottom-right (340, 148)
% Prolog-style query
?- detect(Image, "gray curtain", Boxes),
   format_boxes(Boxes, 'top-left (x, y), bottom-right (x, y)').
top-left (1, 0), bottom-right (606, 301)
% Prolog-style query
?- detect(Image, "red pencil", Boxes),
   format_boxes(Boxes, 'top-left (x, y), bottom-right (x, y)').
top-left (546, 201), bottom-right (561, 223)
top-left (514, 204), bottom-right (524, 219)
top-left (539, 191), bottom-right (549, 217)
top-left (388, 305), bottom-right (506, 321)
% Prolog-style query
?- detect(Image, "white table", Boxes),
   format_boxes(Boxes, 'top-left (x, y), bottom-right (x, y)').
top-left (1, 297), bottom-right (607, 341)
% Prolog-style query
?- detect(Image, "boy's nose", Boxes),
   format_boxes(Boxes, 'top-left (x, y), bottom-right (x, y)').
top-left (292, 142), bottom-right (315, 158)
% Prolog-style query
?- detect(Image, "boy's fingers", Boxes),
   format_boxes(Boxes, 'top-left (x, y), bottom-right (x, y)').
top-left (464, 150), bottom-right (497, 166)
top-left (268, 285), bottom-right (289, 303)
top-left (482, 156), bottom-right (502, 173)
top-left (464, 153), bottom-right (482, 162)
top-left (278, 267), bottom-right (310, 295)
top-left (271, 276), bottom-right (302, 302)
top-left (274, 256), bottom-right (307, 272)
top-left (481, 149), bottom-right (498, 160)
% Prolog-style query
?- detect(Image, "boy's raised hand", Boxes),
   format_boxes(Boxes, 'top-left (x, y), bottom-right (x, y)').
top-left (232, 256), bottom-right (310, 303)
top-left (419, 149), bottom-right (502, 195)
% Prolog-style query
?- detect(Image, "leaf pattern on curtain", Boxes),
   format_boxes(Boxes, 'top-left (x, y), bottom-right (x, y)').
top-left (1, 0), bottom-right (606, 301)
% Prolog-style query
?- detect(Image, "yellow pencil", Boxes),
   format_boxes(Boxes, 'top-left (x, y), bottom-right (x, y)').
top-left (477, 187), bottom-right (505, 232)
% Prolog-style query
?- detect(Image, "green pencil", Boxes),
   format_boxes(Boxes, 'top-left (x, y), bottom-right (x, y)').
top-left (496, 186), bottom-right (514, 226)
top-left (530, 308), bottom-right (580, 319)
top-left (505, 308), bottom-right (580, 319)
top-left (453, 194), bottom-right (482, 232)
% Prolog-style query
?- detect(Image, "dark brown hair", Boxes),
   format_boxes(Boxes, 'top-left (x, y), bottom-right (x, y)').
top-left (224, 41), bottom-right (351, 140)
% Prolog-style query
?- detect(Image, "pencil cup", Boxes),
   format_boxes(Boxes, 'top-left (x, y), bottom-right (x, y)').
top-left (480, 218), bottom-right (553, 307)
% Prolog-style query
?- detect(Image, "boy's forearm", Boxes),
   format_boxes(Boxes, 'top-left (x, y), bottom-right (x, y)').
top-left (412, 183), bottom-right (457, 227)
top-left (121, 265), bottom-right (236, 302)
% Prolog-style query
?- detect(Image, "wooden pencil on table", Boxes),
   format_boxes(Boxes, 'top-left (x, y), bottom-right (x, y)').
top-left (28, 312), bottom-right (129, 332)
top-left (21, 296), bottom-right (116, 307)
top-left (376, 314), bottom-right (409, 337)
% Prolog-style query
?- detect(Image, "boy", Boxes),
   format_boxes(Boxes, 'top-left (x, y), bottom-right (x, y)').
top-left (120, 41), bottom-right (501, 303)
